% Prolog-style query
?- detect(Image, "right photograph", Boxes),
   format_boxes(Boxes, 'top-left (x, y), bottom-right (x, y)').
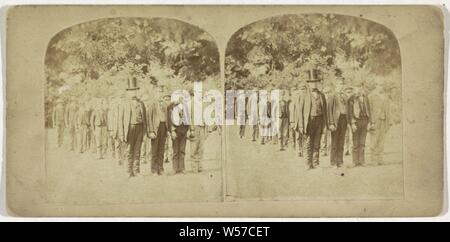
top-left (224, 13), bottom-right (403, 201)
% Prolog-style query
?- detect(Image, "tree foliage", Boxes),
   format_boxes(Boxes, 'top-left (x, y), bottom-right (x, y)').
top-left (45, 17), bottom-right (220, 105)
top-left (225, 14), bottom-right (401, 91)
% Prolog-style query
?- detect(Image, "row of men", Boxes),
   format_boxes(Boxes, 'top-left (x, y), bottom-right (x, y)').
top-left (52, 79), bottom-right (213, 178)
top-left (237, 69), bottom-right (395, 170)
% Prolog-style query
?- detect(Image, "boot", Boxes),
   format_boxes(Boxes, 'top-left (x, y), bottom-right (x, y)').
top-left (127, 159), bottom-right (135, 178)
top-left (133, 159), bottom-right (140, 175)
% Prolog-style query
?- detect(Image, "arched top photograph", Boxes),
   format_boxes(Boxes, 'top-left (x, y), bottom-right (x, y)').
top-left (43, 16), bottom-right (223, 205)
top-left (224, 13), bottom-right (404, 202)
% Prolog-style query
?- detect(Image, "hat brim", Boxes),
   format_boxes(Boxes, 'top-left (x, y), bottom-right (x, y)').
top-left (126, 88), bottom-right (140, 91)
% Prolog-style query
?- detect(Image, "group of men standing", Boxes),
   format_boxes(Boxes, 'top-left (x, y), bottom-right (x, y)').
top-left (52, 77), bottom-right (213, 178)
top-left (51, 69), bottom-right (395, 176)
top-left (239, 69), bottom-right (395, 170)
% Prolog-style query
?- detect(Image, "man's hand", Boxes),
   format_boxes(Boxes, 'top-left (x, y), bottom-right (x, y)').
top-left (299, 127), bottom-right (305, 135)
top-left (329, 124), bottom-right (336, 132)
top-left (171, 131), bottom-right (177, 140)
top-left (351, 124), bottom-right (357, 133)
top-left (149, 132), bottom-right (157, 140)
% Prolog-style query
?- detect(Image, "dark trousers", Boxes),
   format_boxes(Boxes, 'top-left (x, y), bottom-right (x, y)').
top-left (292, 128), bottom-right (297, 148)
top-left (69, 125), bottom-right (77, 151)
top-left (305, 115), bottom-right (324, 167)
top-left (279, 118), bottom-right (290, 149)
top-left (151, 122), bottom-right (167, 174)
top-left (239, 125), bottom-right (246, 138)
top-left (127, 123), bottom-right (144, 176)
top-left (330, 114), bottom-right (347, 167)
top-left (298, 133), bottom-right (305, 156)
top-left (86, 128), bottom-right (92, 149)
top-left (252, 125), bottom-right (259, 141)
top-left (78, 125), bottom-right (88, 153)
top-left (352, 116), bottom-right (369, 166)
top-left (292, 129), bottom-right (302, 153)
top-left (56, 124), bottom-right (64, 147)
top-left (172, 128), bottom-right (188, 173)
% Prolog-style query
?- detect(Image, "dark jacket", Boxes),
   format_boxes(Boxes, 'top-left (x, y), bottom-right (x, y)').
top-left (147, 100), bottom-right (169, 135)
top-left (348, 94), bottom-right (374, 126)
top-left (168, 102), bottom-right (190, 134)
top-left (296, 89), bottom-right (327, 133)
top-left (327, 92), bottom-right (349, 128)
top-left (118, 98), bottom-right (147, 142)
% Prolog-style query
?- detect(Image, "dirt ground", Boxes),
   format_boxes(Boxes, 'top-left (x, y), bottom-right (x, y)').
top-left (225, 124), bottom-right (404, 201)
top-left (45, 124), bottom-right (403, 205)
top-left (45, 129), bottom-right (223, 205)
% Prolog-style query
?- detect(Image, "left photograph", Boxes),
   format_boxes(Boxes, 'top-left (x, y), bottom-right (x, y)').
top-left (44, 17), bottom-right (222, 204)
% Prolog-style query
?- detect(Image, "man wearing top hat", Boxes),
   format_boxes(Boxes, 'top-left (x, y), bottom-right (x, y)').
top-left (119, 77), bottom-right (147, 178)
top-left (290, 82), bottom-right (307, 157)
top-left (326, 79), bottom-right (351, 168)
top-left (147, 85), bottom-right (171, 175)
top-left (348, 82), bottom-right (374, 167)
top-left (296, 69), bottom-right (328, 170)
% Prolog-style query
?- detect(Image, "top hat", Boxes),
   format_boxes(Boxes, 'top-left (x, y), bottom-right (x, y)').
top-left (306, 69), bottom-right (321, 82)
top-left (126, 77), bottom-right (140, 91)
